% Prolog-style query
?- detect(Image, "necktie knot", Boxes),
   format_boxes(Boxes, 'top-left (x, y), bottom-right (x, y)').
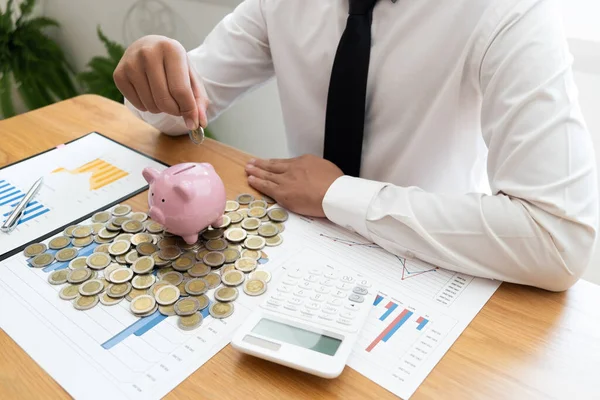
top-left (349, 0), bottom-right (378, 15)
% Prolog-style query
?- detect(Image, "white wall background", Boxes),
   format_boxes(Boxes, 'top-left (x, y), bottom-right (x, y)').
top-left (3, 0), bottom-right (599, 285)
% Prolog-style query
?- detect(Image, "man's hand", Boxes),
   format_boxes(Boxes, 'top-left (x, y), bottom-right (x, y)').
top-left (245, 155), bottom-right (344, 217)
top-left (113, 35), bottom-right (209, 130)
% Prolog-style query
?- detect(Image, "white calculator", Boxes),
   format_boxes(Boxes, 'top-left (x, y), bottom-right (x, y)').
top-left (231, 264), bottom-right (376, 378)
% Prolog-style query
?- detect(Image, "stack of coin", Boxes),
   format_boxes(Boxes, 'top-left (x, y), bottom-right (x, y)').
top-left (24, 195), bottom-right (285, 331)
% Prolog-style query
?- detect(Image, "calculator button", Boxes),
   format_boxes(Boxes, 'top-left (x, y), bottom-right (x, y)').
top-left (270, 294), bottom-right (287, 302)
top-left (310, 293), bottom-right (327, 302)
top-left (323, 272), bottom-right (338, 279)
top-left (327, 298), bottom-right (343, 307)
top-left (336, 317), bottom-right (353, 326)
top-left (300, 310), bottom-right (316, 318)
top-left (298, 281), bottom-right (314, 290)
top-left (356, 278), bottom-right (371, 288)
top-left (352, 286), bottom-right (369, 296)
top-left (336, 282), bottom-right (353, 291)
top-left (319, 279), bottom-right (335, 287)
top-left (315, 286), bottom-right (331, 294)
top-left (345, 303), bottom-right (361, 312)
top-left (332, 290), bottom-right (347, 298)
top-left (348, 294), bottom-right (364, 303)
top-left (318, 314), bottom-right (334, 322)
top-left (340, 275), bottom-right (355, 283)
top-left (277, 285), bottom-right (293, 293)
top-left (267, 299), bottom-right (282, 307)
top-left (305, 302), bottom-right (321, 310)
top-left (283, 278), bottom-right (298, 286)
top-left (287, 297), bottom-right (304, 306)
top-left (293, 289), bottom-right (309, 298)
top-left (322, 306), bottom-right (338, 314)
top-left (287, 268), bottom-right (304, 278)
top-left (339, 311), bottom-right (356, 320)
top-left (283, 304), bottom-right (298, 312)
top-left (308, 268), bottom-right (322, 276)
top-left (304, 274), bottom-right (319, 283)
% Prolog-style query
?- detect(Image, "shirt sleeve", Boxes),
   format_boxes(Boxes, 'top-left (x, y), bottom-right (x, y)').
top-left (125, 0), bottom-right (274, 136)
top-left (322, 0), bottom-right (599, 292)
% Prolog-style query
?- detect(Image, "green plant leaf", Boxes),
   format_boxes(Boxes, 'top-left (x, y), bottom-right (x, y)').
top-left (97, 26), bottom-right (125, 63)
top-left (0, 72), bottom-right (16, 118)
top-left (17, 0), bottom-right (35, 24)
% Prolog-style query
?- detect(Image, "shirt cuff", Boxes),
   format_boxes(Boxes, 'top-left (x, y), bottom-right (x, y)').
top-left (124, 99), bottom-right (189, 136)
top-left (322, 176), bottom-right (387, 240)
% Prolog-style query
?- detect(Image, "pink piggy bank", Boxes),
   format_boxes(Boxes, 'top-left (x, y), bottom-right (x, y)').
top-left (142, 162), bottom-right (226, 244)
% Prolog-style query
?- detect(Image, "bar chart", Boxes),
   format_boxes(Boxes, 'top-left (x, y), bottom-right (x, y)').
top-left (0, 180), bottom-right (51, 225)
top-left (52, 158), bottom-right (129, 191)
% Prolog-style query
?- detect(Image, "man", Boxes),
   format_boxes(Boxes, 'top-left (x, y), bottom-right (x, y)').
top-left (114, 0), bottom-right (598, 292)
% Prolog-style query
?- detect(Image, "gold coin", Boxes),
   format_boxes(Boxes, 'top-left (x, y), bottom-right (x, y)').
top-left (55, 248), bottom-right (78, 262)
top-left (130, 212), bottom-right (148, 222)
top-left (130, 295), bottom-right (156, 314)
top-left (100, 278), bottom-right (110, 291)
top-left (241, 218), bottom-right (261, 231)
top-left (122, 219), bottom-right (144, 233)
top-left (156, 267), bottom-right (175, 280)
top-left (234, 257), bottom-right (258, 273)
top-left (201, 228), bottom-right (223, 241)
top-left (107, 282), bottom-right (132, 298)
top-left (48, 269), bottom-right (68, 285)
top-left (212, 215), bottom-right (231, 229)
top-left (159, 304), bottom-right (176, 316)
top-left (178, 281), bottom-right (189, 296)
top-left (105, 222), bottom-right (121, 231)
top-left (189, 126), bottom-right (205, 144)
top-left (72, 236), bottom-right (94, 248)
top-left (172, 256), bottom-right (194, 272)
top-left (268, 208), bottom-right (289, 222)
top-left (112, 204), bottom-right (131, 216)
top-left (155, 285), bottom-right (181, 306)
top-left (63, 225), bottom-right (77, 237)
top-left (109, 240), bottom-right (130, 256)
top-left (221, 270), bottom-right (245, 286)
top-left (31, 252), bottom-right (54, 268)
top-left (125, 250), bottom-right (139, 264)
top-left (161, 271), bottom-right (184, 286)
top-left (131, 233), bottom-right (153, 246)
top-left (86, 253), bottom-right (111, 270)
top-left (257, 223), bottom-right (279, 238)
top-left (203, 251), bottom-right (225, 267)
top-left (206, 238), bottom-right (228, 252)
top-left (192, 294), bottom-right (210, 310)
top-left (111, 216), bottom-right (129, 227)
top-left (72, 225), bottom-right (93, 238)
top-left (137, 242), bottom-right (158, 256)
top-left (91, 223), bottom-right (105, 234)
top-left (146, 221), bottom-right (164, 234)
top-left (110, 268), bottom-right (134, 284)
top-left (188, 263), bottom-right (211, 278)
top-left (225, 200), bottom-right (240, 212)
top-left (220, 264), bottom-right (237, 276)
top-left (243, 278), bottom-right (267, 296)
top-left (227, 211), bottom-right (243, 224)
top-left (94, 235), bottom-right (112, 244)
top-left (103, 263), bottom-right (121, 282)
top-left (59, 284), bottom-right (80, 300)
top-left (126, 287), bottom-right (148, 301)
top-left (184, 278), bottom-right (208, 295)
top-left (225, 228), bottom-right (247, 243)
top-left (265, 235), bottom-right (283, 247)
top-left (249, 200), bottom-right (268, 209)
top-left (157, 237), bottom-right (177, 249)
top-left (159, 245), bottom-right (181, 261)
top-left (209, 301), bottom-right (234, 319)
top-left (236, 193), bottom-right (254, 205)
top-left (132, 256), bottom-right (155, 274)
top-left (174, 297), bottom-right (200, 316)
top-left (238, 209), bottom-right (248, 218)
top-left (150, 281), bottom-right (170, 297)
top-left (250, 270), bottom-right (272, 283)
top-left (24, 243), bottom-right (47, 258)
top-left (260, 215), bottom-right (270, 222)
top-left (214, 286), bottom-right (238, 302)
top-left (91, 211), bottom-right (111, 223)
top-left (98, 227), bottom-right (119, 240)
top-left (79, 279), bottom-right (104, 296)
top-left (152, 253), bottom-right (169, 266)
top-left (73, 295), bottom-right (99, 310)
top-left (241, 249), bottom-right (261, 261)
top-left (244, 236), bottom-right (266, 250)
top-left (204, 272), bottom-right (221, 289)
top-left (273, 222), bottom-right (285, 233)
top-left (99, 292), bottom-right (123, 306)
top-left (223, 248), bottom-right (240, 264)
top-left (262, 195), bottom-right (276, 204)
top-left (67, 268), bottom-right (91, 284)
top-left (132, 274), bottom-right (156, 290)
top-left (48, 236), bottom-right (71, 250)
top-left (178, 312), bottom-right (203, 330)
top-left (248, 207), bottom-right (267, 219)
top-left (114, 233), bottom-right (133, 243)
top-left (196, 249), bottom-right (210, 261)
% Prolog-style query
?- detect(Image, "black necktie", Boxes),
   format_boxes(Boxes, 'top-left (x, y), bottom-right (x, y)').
top-left (323, 0), bottom-right (379, 177)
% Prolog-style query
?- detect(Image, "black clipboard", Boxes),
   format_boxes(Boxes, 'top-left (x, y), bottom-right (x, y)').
top-left (0, 131), bottom-right (170, 262)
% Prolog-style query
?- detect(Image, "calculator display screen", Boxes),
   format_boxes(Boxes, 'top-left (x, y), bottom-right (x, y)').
top-left (252, 318), bottom-right (342, 356)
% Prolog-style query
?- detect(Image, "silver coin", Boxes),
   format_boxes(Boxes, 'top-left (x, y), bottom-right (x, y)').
top-left (189, 126), bottom-right (205, 145)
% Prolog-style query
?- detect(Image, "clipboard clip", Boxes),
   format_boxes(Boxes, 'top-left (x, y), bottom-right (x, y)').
top-left (1, 177), bottom-right (44, 233)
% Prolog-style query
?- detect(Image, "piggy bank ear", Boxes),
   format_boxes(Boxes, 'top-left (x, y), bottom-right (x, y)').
top-left (173, 182), bottom-right (193, 202)
top-left (142, 168), bottom-right (160, 184)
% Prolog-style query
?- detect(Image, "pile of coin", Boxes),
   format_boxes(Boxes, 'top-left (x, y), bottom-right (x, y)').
top-left (24, 194), bottom-right (288, 331)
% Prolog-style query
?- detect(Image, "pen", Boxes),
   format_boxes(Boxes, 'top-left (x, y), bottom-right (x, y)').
top-left (0, 177), bottom-right (44, 233)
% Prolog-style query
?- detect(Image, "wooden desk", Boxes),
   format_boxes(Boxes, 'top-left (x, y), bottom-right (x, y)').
top-left (1, 95), bottom-right (599, 399)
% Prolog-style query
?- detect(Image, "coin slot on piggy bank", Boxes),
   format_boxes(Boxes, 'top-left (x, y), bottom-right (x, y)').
top-left (142, 163), bottom-right (226, 244)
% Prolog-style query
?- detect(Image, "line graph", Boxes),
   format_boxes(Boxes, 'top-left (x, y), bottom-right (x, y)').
top-left (319, 233), bottom-right (382, 248)
top-left (53, 158), bottom-right (129, 190)
top-left (396, 256), bottom-right (439, 280)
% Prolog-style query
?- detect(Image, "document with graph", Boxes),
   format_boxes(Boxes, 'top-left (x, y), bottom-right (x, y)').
top-left (0, 132), bottom-right (167, 260)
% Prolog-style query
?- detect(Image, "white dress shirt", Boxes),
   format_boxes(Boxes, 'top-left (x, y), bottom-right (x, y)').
top-left (126, 0), bottom-right (599, 291)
